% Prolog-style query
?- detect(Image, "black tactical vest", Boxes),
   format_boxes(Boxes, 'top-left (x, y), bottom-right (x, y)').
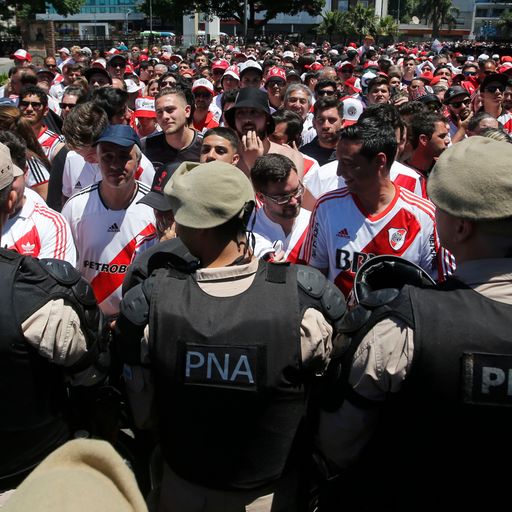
top-left (148, 260), bottom-right (306, 490)
top-left (0, 249), bottom-right (98, 482)
top-left (341, 278), bottom-right (512, 509)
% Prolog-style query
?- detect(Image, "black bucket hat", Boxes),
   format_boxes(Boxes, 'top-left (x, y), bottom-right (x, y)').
top-left (224, 87), bottom-right (275, 134)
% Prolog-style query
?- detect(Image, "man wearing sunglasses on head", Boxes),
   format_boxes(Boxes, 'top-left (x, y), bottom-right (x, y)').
top-left (479, 72), bottom-right (512, 134)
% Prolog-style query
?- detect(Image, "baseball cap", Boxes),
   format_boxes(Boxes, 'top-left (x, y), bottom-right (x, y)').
top-left (497, 62), bottom-right (512, 74)
top-left (239, 60), bottom-right (262, 76)
top-left (36, 68), bottom-right (55, 81)
top-left (478, 53), bottom-right (490, 61)
top-left (91, 58), bottom-right (107, 69)
top-left (58, 47), bottom-right (70, 55)
top-left (265, 66), bottom-right (286, 84)
top-left (502, 56), bottom-right (512, 63)
top-left (164, 161), bottom-right (255, 229)
top-left (80, 47), bottom-right (92, 57)
top-left (344, 76), bottom-right (362, 94)
top-left (481, 72), bottom-right (509, 92)
top-left (222, 65), bottom-right (240, 82)
top-left (170, 54), bottom-right (183, 63)
top-left (94, 125), bottom-right (141, 148)
top-left (107, 54), bottom-right (127, 66)
top-left (286, 69), bottom-right (302, 82)
top-left (419, 70), bottom-right (434, 83)
top-left (124, 78), bottom-right (143, 94)
top-left (10, 49), bottom-right (31, 62)
top-left (443, 85), bottom-right (470, 104)
top-left (134, 96), bottom-right (156, 118)
top-left (341, 98), bottom-right (363, 127)
top-left (0, 142), bottom-right (23, 189)
top-left (192, 78), bottom-right (214, 94)
top-left (138, 161), bottom-right (180, 211)
top-left (347, 49), bottom-right (358, 60)
top-left (282, 50), bottom-right (295, 61)
top-left (428, 136), bottom-right (512, 224)
top-left (212, 59), bottom-right (229, 71)
top-left (336, 61), bottom-right (354, 72)
top-left (84, 67), bottom-right (112, 85)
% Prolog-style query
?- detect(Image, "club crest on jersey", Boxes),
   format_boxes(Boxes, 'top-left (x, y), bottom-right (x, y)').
top-left (388, 228), bottom-right (407, 251)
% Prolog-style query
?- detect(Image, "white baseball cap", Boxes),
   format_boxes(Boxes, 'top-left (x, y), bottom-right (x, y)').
top-left (124, 78), bottom-right (143, 94)
top-left (58, 47), bottom-right (70, 55)
top-left (192, 78), bottom-right (214, 94)
top-left (478, 53), bottom-right (490, 61)
top-left (341, 97), bottom-right (364, 127)
top-left (239, 60), bottom-right (262, 76)
top-left (222, 65), bottom-right (240, 82)
top-left (282, 50), bottom-right (295, 60)
top-left (134, 96), bottom-right (156, 118)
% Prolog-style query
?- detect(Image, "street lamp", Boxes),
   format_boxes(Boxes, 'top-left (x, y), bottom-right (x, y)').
top-left (124, 8), bottom-right (132, 35)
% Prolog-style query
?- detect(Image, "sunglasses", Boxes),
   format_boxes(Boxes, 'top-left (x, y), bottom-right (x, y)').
top-left (484, 85), bottom-right (504, 93)
top-left (463, 71), bottom-right (477, 76)
top-left (46, 64), bottom-right (58, 69)
top-left (317, 89), bottom-right (336, 96)
top-left (449, 99), bottom-right (470, 108)
top-left (59, 102), bottom-right (76, 110)
top-left (19, 100), bottom-right (43, 110)
top-left (160, 80), bottom-right (176, 87)
top-left (194, 91), bottom-right (212, 98)
top-left (260, 183), bottom-right (305, 205)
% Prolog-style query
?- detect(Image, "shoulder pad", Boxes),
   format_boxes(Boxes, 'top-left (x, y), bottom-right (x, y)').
top-left (296, 264), bottom-right (327, 299)
top-left (40, 258), bottom-right (81, 286)
top-left (359, 288), bottom-right (400, 308)
top-left (321, 279), bottom-right (346, 323)
top-left (71, 277), bottom-right (98, 308)
top-left (120, 282), bottom-right (151, 327)
top-left (339, 305), bottom-right (372, 334)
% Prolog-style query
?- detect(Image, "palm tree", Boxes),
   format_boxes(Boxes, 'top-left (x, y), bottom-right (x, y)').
top-left (348, 3), bottom-right (378, 40)
top-left (375, 15), bottom-right (399, 43)
top-left (497, 10), bottom-right (512, 38)
top-left (416, 0), bottom-right (460, 38)
top-left (316, 10), bottom-right (353, 42)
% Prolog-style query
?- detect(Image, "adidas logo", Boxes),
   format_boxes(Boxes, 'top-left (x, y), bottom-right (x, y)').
top-left (21, 242), bottom-right (36, 254)
top-left (108, 223), bottom-right (120, 232)
top-left (76, 180), bottom-right (82, 188)
top-left (336, 228), bottom-right (350, 238)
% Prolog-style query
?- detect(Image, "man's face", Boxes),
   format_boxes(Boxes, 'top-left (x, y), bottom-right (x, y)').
top-left (447, 95), bottom-right (471, 120)
top-left (64, 67), bottom-right (82, 85)
top-left (234, 107), bottom-right (268, 138)
top-left (434, 67), bottom-right (452, 81)
top-left (240, 70), bottom-right (262, 89)
top-left (222, 74), bottom-right (239, 91)
top-left (19, 94), bottom-right (47, 126)
top-left (194, 88), bottom-right (213, 111)
top-left (195, 54), bottom-right (208, 68)
top-left (403, 59), bottom-right (416, 74)
top-left (107, 59), bottom-right (126, 79)
top-left (268, 121), bottom-right (289, 145)
top-left (367, 84), bottom-right (390, 105)
top-left (215, 46), bottom-right (224, 59)
top-left (258, 170), bottom-right (303, 222)
top-left (409, 79), bottom-right (424, 93)
top-left (156, 93), bottom-right (191, 136)
top-left (37, 76), bottom-right (52, 93)
top-left (154, 64), bottom-right (168, 80)
top-left (200, 134), bottom-right (239, 164)
top-left (178, 62), bottom-right (190, 72)
top-left (89, 72), bottom-right (110, 88)
top-left (426, 121), bottom-right (450, 157)
top-left (284, 89), bottom-right (310, 119)
top-left (313, 107), bottom-right (342, 146)
top-left (97, 142), bottom-right (138, 189)
top-left (472, 117), bottom-right (499, 135)
top-left (266, 79), bottom-right (286, 102)
top-left (336, 139), bottom-right (376, 194)
top-left (481, 80), bottom-right (505, 107)
top-left (480, 60), bottom-right (497, 80)
top-left (60, 94), bottom-right (78, 119)
top-left (503, 86), bottom-right (512, 111)
top-left (44, 57), bottom-right (57, 72)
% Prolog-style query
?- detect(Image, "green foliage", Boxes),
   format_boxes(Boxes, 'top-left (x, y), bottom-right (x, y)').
top-left (415, 0), bottom-right (459, 37)
top-left (497, 10), bottom-right (512, 37)
top-left (0, 73), bottom-right (8, 87)
top-left (138, 0), bottom-right (325, 30)
top-left (1, 0), bottom-right (85, 19)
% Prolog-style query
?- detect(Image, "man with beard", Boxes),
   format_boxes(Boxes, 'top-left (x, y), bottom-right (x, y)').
top-left (250, 154), bottom-right (310, 263)
top-left (142, 87), bottom-right (202, 172)
top-left (443, 85), bottom-right (472, 140)
top-left (224, 87), bottom-right (304, 177)
top-left (301, 96), bottom-right (341, 166)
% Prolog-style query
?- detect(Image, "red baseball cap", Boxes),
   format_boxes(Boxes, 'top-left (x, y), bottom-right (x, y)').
top-left (212, 59), bottom-right (229, 71)
top-left (265, 66), bottom-right (286, 83)
top-left (10, 49), bottom-right (31, 62)
top-left (344, 76), bottom-right (362, 94)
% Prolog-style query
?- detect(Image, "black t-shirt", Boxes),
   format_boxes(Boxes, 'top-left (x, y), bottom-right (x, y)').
top-left (141, 130), bottom-right (203, 172)
top-left (300, 137), bottom-right (337, 167)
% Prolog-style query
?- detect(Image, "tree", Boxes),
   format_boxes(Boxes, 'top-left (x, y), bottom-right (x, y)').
top-left (416, 0), bottom-right (460, 38)
top-left (0, 0), bottom-right (85, 19)
top-left (347, 3), bottom-right (377, 39)
top-left (497, 10), bottom-right (512, 38)
top-left (138, 0), bottom-right (325, 32)
top-left (316, 10), bottom-right (354, 42)
top-left (375, 15), bottom-right (399, 43)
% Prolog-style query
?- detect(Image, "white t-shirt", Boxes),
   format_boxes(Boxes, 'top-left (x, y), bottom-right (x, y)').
top-left (301, 184), bottom-right (440, 296)
top-left (62, 150), bottom-right (156, 198)
top-left (3, 194), bottom-right (76, 265)
top-left (252, 207), bottom-right (310, 263)
top-left (61, 181), bottom-right (157, 316)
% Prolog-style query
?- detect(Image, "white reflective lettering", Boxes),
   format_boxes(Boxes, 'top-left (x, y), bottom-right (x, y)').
top-left (230, 355), bottom-right (254, 383)
top-left (207, 353), bottom-right (229, 380)
top-left (482, 367), bottom-right (505, 394)
top-left (186, 351), bottom-right (204, 377)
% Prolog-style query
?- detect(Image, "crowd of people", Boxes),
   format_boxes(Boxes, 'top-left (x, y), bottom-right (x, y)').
top-left (1, 34), bottom-right (512, 511)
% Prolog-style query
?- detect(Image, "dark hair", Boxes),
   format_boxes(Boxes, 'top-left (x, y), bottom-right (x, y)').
top-left (271, 109), bottom-right (303, 146)
top-left (467, 111), bottom-right (500, 132)
top-left (0, 181), bottom-right (12, 208)
top-left (63, 85), bottom-right (87, 100)
top-left (313, 96), bottom-right (342, 118)
top-left (367, 76), bottom-right (390, 93)
top-left (221, 88), bottom-right (239, 110)
top-left (378, 58), bottom-right (392, 74)
top-left (339, 121), bottom-right (397, 168)
top-left (203, 126), bottom-right (241, 152)
top-left (409, 112), bottom-right (447, 149)
top-left (89, 87), bottom-right (128, 122)
top-left (314, 78), bottom-right (337, 94)
top-left (397, 100), bottom-right (428, 118)
top-left (157, 71), bottom-right (180, 87)
top-left (0, 130), bottom-right (27, 169)
top-left (63, 102), bottom-right (108, 148)
top-left (19, 85), bottom-right (48, 107)
top-left (359, 103), bottom-right (404, 136)
top-left (63, 62), bottom-right (82, 74)
top-left (251, 153), bottom-right (297, 191)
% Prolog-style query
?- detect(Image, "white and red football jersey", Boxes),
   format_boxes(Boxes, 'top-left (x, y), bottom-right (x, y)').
top-left (252, 207), bottom-right (310, 263)
top-left (304, 160), bottom-right (424, 199)
top-left (61, 182), bottom-right (157, 316)
top-left (498, 111), bottom-right (512, 134)
top-left (62, 150), bottom-right (156, 198)
top-left (38, 126), bottom-right (65, 162)
top-left (301, 184), bottom-right (441, 296)
top-left (302, 154), bottom-right (319, 178)
top-left (26, 155), bottom-right (50, 188)
top-left (3, 194), bottom-right (76, 265)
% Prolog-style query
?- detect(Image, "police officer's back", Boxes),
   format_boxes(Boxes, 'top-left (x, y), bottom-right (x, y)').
top-left (0, 143), bottom-right (107, 495)
top-left (115, 161), bottom-right (345, 512)
top-left (317, 137), bottom-right (512, 510)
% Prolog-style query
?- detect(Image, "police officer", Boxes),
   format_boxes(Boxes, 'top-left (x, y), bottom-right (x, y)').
top-left (0, 142), bottom-right (107, 499)
top-left (316, 136), bottom-right (512, 510)
top-left (115, 160), bottom-right (346, 512)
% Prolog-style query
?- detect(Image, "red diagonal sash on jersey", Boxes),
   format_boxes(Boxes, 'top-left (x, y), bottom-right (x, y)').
top-left (9, 225), bottom-right (42, 257)
top-left (287, 227), bottom-right (309, 264)
top-left (334, 208), bottom-right (421, 294)
top-left (393, 174), bottom-right (417, 194)
top-left (91, 223), bottom-right (156, 305)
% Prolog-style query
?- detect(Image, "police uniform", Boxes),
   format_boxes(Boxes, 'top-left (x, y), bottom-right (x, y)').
top-left (0, 249), bottom-right (106, 494)
top-left (316, 137), bottom-right (512, 510)
top-left (115, 161), bottom-right (346, 512)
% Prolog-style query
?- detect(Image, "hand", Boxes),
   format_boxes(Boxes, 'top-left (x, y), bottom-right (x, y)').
top-left (458, 110), bottom-right (473, 130)
top-left (271, 250), bottom-right (287, 263)
top-left (241, 130), bottom-right (264, 169)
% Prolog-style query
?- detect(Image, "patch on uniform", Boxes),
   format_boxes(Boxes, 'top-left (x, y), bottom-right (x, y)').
top-left (179, 342), bottom-right (262, 391)
top-left (388, 228), bottom-right (407, 251)
top-left (462, 352), bottom-right (512, 407)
